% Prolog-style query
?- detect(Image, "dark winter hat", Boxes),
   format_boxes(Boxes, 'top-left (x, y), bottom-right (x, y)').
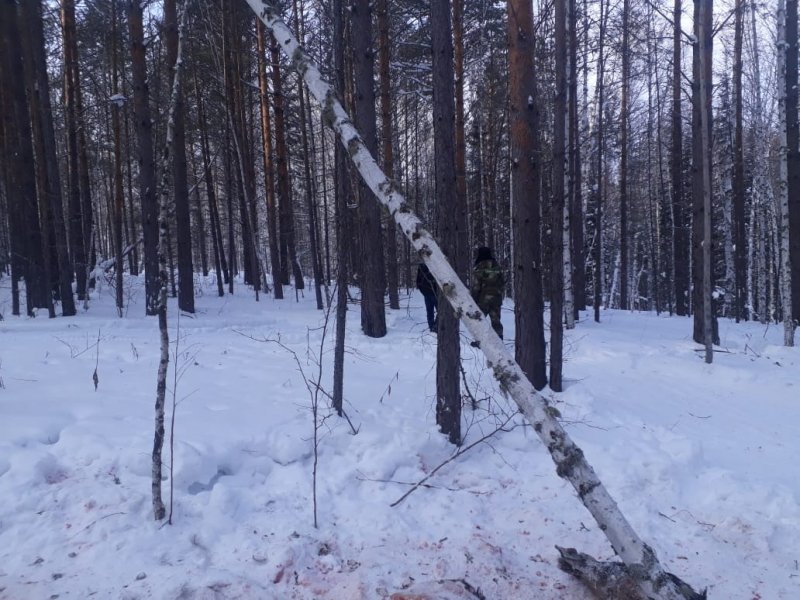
top-left (475, 246), bottom-right (494, 263)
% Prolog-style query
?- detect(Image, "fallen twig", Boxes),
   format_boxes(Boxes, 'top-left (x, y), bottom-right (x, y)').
top-left (390, 414), bottom-right (515, 507)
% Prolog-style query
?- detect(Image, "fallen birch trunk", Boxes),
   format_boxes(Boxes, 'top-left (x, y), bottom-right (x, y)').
top-left (242, 2), bottom-right (703, 597)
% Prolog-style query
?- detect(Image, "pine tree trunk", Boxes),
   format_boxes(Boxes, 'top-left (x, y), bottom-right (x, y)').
top-left (508, 0), bottom-right (547, 390)
top-left (352, 0), bottom-right (387, 337)
top-left (127, 0), bottom-right (160, 315)
top-left (332, 0), bottom-right (347, 416)
top-left (194, 75), bottom-right (226, 297)
top-left (19, 0), bottom-right (55, 318)
top-left (733, 0), bottom-right (747, 322)
top-left (619, 0), bottom-right (630, 311)
top-left (256, 22), bottom-right (283, 299)
top-left (111, 0), bottom-right (125, 315)
top-left (21, 0), bottom-right (75, 317)
top-left (592, 0), bottom-right (608, 324)
top-left (786, 0), bottom-right (800, 324)
top-left (62, 0), bottom-right (89, 302)
top-left (569, 0), bottom-right (585, 316)
top-left (672, 0), bottom-right (689, 317)
top-left (270, 33), bottom-right (304, 291)
top-left (551, 0), bottom-right (567, 391)
top-left (778, 0), bottom-right (796, 345)
top-left (431, 0), bottom-right (463, 445)
top-left (1, 0), bottom-right (46, 315)
top-left (377, 0), bottom-right (400, 311)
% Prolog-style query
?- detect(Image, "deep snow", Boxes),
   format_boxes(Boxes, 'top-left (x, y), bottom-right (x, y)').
top-left (0, 275), bottom-right (798, 599)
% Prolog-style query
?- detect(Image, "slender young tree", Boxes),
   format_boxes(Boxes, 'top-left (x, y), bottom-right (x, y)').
top-left (787, 0), bottom-right (800, 324)
top-left (509, 0), bottom-right (547, 390)
top-left (270, 32), bottom-right (303, 290)
top-left (111, 0), bottom-right (125, 315)
top-left (551, 0), bottom-right (567, 391)
top-left (569, 0), bottom-right (584, 317)
top-left (377, 0), bottom-right (400, 311)
top-left (292, 0), bottom-right (324, 310)
top-left (619, 0), bottom-right (630, 310)
top-left (165, 0), bottom-right (194, 313)
top-left (779, 0), bottom-right (796, 345)
top-left (332, 0), bottom-right (351, 417)
top-left (592, 0), bottom-right (609, 324)
top-left (672, 0), bottom-right (689, 317)
top-left (733, 0), bottom-right (746, 322)
top-left (256, 21), bottom-right (283, 299)
top-left (61, 0), bottom-right (89, 301)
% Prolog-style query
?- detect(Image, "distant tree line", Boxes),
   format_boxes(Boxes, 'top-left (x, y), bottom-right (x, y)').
top-left (0, 0), bottom-right (798, 356)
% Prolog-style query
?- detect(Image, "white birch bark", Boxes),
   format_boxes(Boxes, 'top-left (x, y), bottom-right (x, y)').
top-left (241, 3), bottom-right (702, 597)
top-left (722, 125), bottom-right (735, 318)
top-left (608, 249), bottom-right (621, 309)
top-left (757, 198), bottom-right (768, 322)
top-left (152, 0), bottom-right (187, 521)
top-left (564, 195), bottom-right (575, 327)
top-left (777, 0), bottom-right (796, 345)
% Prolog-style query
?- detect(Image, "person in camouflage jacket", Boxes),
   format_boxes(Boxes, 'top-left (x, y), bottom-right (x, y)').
top-left (471, 246), bottom-right (504, 339)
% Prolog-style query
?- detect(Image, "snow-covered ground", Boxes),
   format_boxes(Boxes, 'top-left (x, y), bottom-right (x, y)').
top-left (0, 275), bottom-right (798, 599)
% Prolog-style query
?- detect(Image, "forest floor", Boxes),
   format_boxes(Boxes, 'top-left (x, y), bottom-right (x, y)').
top-left (0, 274), bottom-right (798, 599)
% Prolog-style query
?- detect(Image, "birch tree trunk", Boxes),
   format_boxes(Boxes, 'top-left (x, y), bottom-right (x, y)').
top-left (241, 3), bottom-right (704, 597)
top-left (152, 0), bottom-right (187, 521)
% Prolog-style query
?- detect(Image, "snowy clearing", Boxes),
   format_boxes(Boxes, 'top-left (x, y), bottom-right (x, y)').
top-left (0, 276), bottom-right (798, 599)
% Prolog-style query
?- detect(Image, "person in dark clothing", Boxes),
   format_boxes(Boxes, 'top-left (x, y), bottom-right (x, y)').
top-left (416, 262), bottom-right (438, 332)
top-left (471, 246), bottom-right (504, 339)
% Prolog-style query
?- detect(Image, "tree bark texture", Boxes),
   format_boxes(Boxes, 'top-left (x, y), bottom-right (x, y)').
top-left (351, 0), bottom-right (387, 338)
top-left (431, 0), bottom-right (463, 445)
top-left (127, 0), bottom-right (160, 315)
top-left (257, 21), bottom-right (284, 300)
top-left (21, 0), bottom-right (75, 316)
top-left (672, 0), bottom-right (689, 317)
top-left (377, 0), bottom-right (400, 311)
top-left (508, 0), bottom-right (547, 390)
top-left (786, 0), bottom-right (800, 324)
top-left (551, 0), bottom-right (567, 391)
